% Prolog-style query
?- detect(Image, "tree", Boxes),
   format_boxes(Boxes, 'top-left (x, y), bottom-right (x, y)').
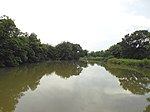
top-left (47, 45), bottom-right (55, 60)
top-left (107, 43), bottom-right (122, 58)
top-left (120, 30), bottom-right (150, 59)
top-left (0, 16), bottom-right (88, 67)
top-left (55, 42), bottom-right (86, 60)
top-left (0, 15), bottom-right (20, 39)
top-left (55, 42), bottom-right (72, 60)
top-left (0, 15), bottom-right (22, 66)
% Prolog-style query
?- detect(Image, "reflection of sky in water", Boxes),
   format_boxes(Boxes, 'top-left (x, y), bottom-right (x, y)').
top-left (14, 64), bottom-right (149, 112)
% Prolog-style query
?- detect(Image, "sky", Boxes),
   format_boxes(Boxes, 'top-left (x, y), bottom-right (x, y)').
top-left (0, 0), bottom-right (150, 51)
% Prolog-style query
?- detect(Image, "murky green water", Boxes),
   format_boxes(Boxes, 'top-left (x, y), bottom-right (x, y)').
top-left (0, 61), bottom-right (150, 112)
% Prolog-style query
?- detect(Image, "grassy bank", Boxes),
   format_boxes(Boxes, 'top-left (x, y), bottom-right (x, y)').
top-left (102, 63), bottom-right (150, 76)
top-left (80, 57), bottom-right (150, 68)
top-left (107, 58), bottom-right (150, 68)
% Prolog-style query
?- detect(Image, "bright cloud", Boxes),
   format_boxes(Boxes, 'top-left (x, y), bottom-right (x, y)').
top-left (0, 0), bottom-right (150, 51)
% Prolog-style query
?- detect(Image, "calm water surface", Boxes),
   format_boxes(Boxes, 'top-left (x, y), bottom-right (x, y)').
top-left (0, 61), bottom-right (150, 112)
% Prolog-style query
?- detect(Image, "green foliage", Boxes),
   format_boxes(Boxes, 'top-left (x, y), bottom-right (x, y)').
top-left (107, 43), bottom-right (122, 58)
top-left (107, 58), bottom-right (150, 67)
top-left (0, 15), bottom-right (20, 39)
top-left (103, 63), bottom-right (150, 95)
top-left (0, 16), bottom-right (87, 67)
top-left (55, 42), bottom-right (87, 60)
top-left (92, 30), bottom-right (150, 60)
top-left (121, 30), bottom-right (150, 59)
top-left (88, 50), bottom-right (107, 57)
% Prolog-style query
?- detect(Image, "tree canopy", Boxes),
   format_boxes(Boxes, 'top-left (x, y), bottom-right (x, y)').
top-left (0, 15), bottom-right (87, 67)
top-left (88, 30), bottom-right (150, 59)
top-left (121, 30), bottom-right (150, 59)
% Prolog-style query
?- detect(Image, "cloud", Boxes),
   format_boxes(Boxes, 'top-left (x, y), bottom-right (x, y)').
top-left (0, 0), bottom-right (150, 51)
top-left (121, 0), bottom-right (150, 18)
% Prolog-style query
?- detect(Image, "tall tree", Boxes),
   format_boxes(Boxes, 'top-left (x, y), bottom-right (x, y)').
top-left (121, 30), bottom-right (150, 59)
top-left (0, 16), bottom-right (88, 67)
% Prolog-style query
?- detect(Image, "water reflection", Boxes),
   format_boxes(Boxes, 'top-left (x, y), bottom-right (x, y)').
top-left (0, 61), bottom-right (87, 112)
top-left (144, 98), bottom-right (150, 112)
top-left (101, 63), bottom-right (150, 112)
top-left (103, 64), bottom-right (150, 95)
top-left (47, 61), bottom-right (88, 78)
top-left (88, 61), bottom-right (150, 95)
top-left (0, 61), bottom-right (150, 112)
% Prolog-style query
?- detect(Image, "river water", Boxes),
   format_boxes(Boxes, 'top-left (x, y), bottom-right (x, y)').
top-left (0, 61), bottom-right (150, 112)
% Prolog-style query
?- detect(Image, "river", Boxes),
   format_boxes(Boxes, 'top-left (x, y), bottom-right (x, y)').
top-left (0, 61), bottom-right (150, 112)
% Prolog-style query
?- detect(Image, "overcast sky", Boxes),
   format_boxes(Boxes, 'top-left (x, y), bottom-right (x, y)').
top-left (0, 0), bottom-right (150, 51)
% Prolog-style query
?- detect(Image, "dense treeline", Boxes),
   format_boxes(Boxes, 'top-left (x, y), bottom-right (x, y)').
top-left (88, 30), bottom-right (150, 59)
top-left (0, 15), bottom-right (87, 67)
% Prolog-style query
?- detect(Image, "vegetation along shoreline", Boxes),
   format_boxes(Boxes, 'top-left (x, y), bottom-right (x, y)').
top-left (0, 15), bottom-right (150, 67)
top-left (83, 27), bottom-right (150, 67)
top-left (0, 15), bottom-right (88, 67)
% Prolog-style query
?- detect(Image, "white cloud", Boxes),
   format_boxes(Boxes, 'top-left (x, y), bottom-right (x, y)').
top-left (0, 0), bottom-right (150, 51)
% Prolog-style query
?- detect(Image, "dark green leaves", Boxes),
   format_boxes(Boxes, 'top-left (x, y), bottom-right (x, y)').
top-left (0, 16), bottom-right (87, 67)
top-left (120, 30), bottom-right (150, 59)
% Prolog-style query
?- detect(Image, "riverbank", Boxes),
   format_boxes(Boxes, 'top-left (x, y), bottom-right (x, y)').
top-left (80, 57), bottom-right (150, 68)
top-left (107, 58), bottom-right (150, 68)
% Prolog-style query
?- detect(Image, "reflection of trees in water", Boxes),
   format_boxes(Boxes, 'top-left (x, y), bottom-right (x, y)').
top-left (102, 64), bottom-right (150, 112)
top-left (47, 61), bottom-right (88, 78)
top-left (115, 69), bottom-right (149, 94)
top-left (0, 61), bottom-right (87, 112)
top-left (144, 105), bottom-right (150, 112)
top-left (86, 61), bottom-right (103, 66)
top-left (143, 98), bottom-right (150, 112)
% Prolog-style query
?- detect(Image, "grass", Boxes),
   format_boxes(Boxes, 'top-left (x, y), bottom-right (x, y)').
top-left (80, 57), bottom-right (150, 68)
top-left (102, 63), bottom-right (150, 76)
top-left (107, 58), bottom-right (150, 68)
